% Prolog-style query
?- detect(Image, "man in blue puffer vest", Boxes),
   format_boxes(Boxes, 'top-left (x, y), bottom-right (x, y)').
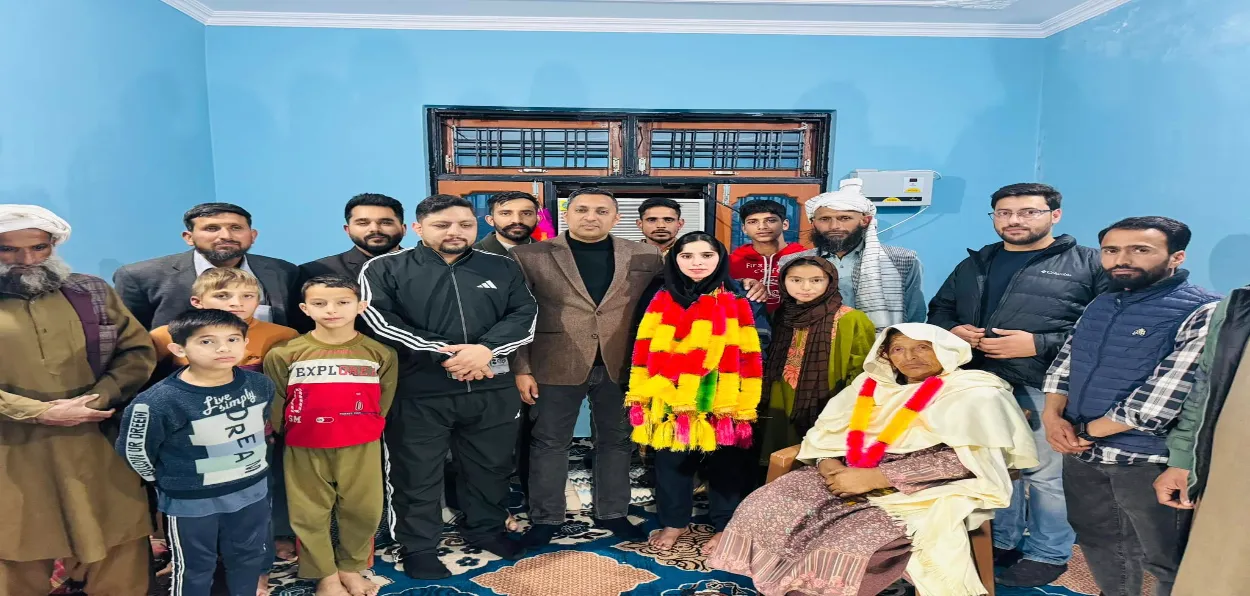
top-left (1041, 216), bottom-right (1220, 596)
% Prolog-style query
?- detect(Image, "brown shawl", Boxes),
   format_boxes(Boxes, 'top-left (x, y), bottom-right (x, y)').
top-left (764, 256), bottom-right (843, 434)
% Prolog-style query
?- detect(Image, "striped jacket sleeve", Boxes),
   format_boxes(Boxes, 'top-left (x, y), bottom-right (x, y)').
top-left (358, 254), bottom-right (454, 354)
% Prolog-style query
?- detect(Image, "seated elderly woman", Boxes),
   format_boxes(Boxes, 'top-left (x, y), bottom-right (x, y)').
top-left (707, 323), bottom-right (1037, 596)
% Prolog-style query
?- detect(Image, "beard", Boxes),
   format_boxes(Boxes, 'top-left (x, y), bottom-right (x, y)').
top-left (197, 242), bottom-right (248, 265)
top-left (436, 240), bottom-right (471, 255)
top-left (351, 231), bottom-right (403, 256)
top-left (998, 224), bottom-right (1051, 247)
top-left (499, 223), bottom-right (536, 243)
top-left (0, 255), bottom-right (73, 297)
top-left (809, 224), bottom-right (866, 255)
top-left (1106, 261), bottom-right (1172, 291)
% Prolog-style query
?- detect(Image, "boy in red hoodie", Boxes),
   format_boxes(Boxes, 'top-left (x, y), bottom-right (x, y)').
top-left (264, 275), bottom-right (397, 596)
top-left (729, 200), bottom-right (806, 313)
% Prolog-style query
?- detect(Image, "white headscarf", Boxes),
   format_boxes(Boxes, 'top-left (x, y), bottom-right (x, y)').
top-left (804, 179), bottom-right (905, 329)
top-left (0, 205), bottom-right (72, 245)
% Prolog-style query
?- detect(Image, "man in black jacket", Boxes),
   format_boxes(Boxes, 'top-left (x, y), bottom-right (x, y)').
top-left (292, 193), bottom-right (407, 332)
top-left (928, 183), bottom-right (1108, 586)
top-left (359, 194), bottom-right (538, 579)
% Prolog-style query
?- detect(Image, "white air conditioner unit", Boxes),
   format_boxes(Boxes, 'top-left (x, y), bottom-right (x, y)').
top-left (557, 197), bottom-right (709, 241)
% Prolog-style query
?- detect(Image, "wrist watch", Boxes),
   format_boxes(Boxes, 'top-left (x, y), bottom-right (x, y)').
top-left (1074, 422), bottom-right (1098, 443)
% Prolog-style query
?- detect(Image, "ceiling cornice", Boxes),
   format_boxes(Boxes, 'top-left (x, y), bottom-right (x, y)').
top-left (1039, 0), bottom-right (1135, 36)
top-left (161, 0), bottom-right (213, 23)
top-left (161, 0), bottom-right (1133, 38)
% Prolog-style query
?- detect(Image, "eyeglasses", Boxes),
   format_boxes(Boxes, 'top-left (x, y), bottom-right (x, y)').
top-left (989, 209), bottom-right (1053, 221)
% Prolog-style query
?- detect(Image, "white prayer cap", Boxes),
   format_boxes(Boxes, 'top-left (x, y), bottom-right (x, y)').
top-left (0, 204), bottom-right (72, 245)
top-left (804, 178), bottom-right (876, 219)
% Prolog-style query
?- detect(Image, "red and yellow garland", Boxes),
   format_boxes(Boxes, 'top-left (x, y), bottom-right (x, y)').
top-left (846, 376), bottom-right (944, 468)
top-left (625, 289), bottom-right (764, 452)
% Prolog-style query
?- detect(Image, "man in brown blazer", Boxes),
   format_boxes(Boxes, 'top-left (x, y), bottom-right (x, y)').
top-left (510, 188), bottom-right (663, 546)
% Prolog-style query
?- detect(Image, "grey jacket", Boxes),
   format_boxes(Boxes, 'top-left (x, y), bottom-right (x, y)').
top-left (112, 250), bottom-right (300, 329)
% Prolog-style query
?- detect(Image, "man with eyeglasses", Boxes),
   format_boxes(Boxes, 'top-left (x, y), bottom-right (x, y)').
top-left (928, 183), bottom-right (1108, 587)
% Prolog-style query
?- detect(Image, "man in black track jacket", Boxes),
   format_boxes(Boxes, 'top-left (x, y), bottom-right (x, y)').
top-left (359, 194), bottom-right (537, 580)
top-left (928, 183), bottom-right (1108, 587)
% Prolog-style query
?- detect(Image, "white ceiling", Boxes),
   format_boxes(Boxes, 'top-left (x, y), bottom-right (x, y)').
top-left (163, 0), bottom-right (1135, 38)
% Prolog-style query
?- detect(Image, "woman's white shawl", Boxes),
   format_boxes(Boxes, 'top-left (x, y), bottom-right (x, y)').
top-left (798, 323), bottom-right (1039, 595)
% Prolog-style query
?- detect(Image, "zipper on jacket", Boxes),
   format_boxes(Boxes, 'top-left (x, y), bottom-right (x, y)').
top-left (445, 258), bottom-right (474, 391)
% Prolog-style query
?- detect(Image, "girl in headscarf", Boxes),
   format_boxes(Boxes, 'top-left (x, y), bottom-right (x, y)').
top-left (758, 256), bottom-right (877, 464)
top-left (708, 323), bottom-right (1037, 596)
top-left (625, 232), bottom-right (771, 554)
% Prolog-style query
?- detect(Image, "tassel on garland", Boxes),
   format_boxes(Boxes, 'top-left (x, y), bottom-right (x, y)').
top-left (628, 404), bottom-right (645, 427)
top-left (631, 423), bottom-right (651, 445)
top-left (652, 421), bottom-right (674, 450)
top-left (734, 420), bottom-right (753, 448)
top-left (694, 416), bottom-right (718, 452)
top-left (715, 415), bottom-right (735, 446)
top-left (674, 413), bottom-right (691, 445)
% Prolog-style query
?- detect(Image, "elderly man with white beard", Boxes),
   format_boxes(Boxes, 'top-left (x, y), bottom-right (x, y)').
top-left (0, 205), bottom-right (157, 595)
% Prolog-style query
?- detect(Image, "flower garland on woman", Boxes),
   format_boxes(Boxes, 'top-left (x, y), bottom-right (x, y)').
top-left (625, 231), bottom-right (770, 553)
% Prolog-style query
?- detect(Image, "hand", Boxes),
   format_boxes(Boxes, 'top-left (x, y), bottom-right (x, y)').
top-left (950, 324), bottom-right (986, 348)
top-left (440, 344), bottom-right (494, 376)
top-left (741, 279), bottom-right (767, 303)
top-left (1154, 467), bottom-right (1194, 509)
top-left (1042, 413), bottom-right (1089, 454)
top-left (452, 366), bottom-right (493, 382)
top-left (817, 458), bottom-right (846, 478)
top-left (34, 395), bottom-right (114, 426)
top-left (980, 329), bottom-right (1037, 359)
top-left (516, 374), bottom-right (540, 405)
top-left (825, 467), bottom-right (891, 497)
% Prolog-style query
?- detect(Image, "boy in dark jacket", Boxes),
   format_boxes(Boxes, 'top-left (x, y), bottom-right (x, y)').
top-left (116, 309), bottom-right (274, 596)
top-left (927, 183), bottom-right (1107, 587)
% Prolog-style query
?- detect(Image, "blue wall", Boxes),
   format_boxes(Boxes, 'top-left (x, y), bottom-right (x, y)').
top-left (0, 0), bottom-right (217, 279)
top-left (1040, 0), bottom-right (1250, 293)
top-left (203, 28), bottom-right (1044, 293)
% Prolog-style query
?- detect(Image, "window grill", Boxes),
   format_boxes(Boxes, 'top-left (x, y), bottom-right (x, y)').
top-left (649, 130), bottom-right (805, 170)
top-left (454, 128), bottom-right (610, 168)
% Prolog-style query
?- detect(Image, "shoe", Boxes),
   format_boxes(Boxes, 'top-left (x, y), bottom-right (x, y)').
top-left (520, 523), bottom-right (561, 548)
top-left (470, 534), bottom-right (528, 561)
top-left (400, 552), bottom-right (451, 580)
top-left (595, 517), bottom-right (647, 542)
top-left (996, 559), bottom-right (1068, 587)
top-left (992, 547), bottom-right (1023, 568)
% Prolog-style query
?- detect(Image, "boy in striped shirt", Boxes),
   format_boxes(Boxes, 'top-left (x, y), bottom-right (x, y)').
top-left (264, 275), bottom-right (397, 596)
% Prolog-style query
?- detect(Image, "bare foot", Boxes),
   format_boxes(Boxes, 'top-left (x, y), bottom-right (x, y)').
top-left (338, 571), bottom-right (379, 596)
top-left (257, 574), bottom-right (270, 596)
top-left (156, 561), bottom-right (173, 577)
top-left (274, 537), bottom-right (297, 561)
top-left (505, 514), bottom-right (519, 533)
top-left (701, 531), bottom-right (724, 556)
top-left (647, 527), bottom-right (688, 550)
top-left (315, 574), bottom-right (352, 596)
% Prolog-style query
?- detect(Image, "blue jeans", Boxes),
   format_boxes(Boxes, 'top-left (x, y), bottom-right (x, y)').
top-left (992, 384), bottom-right (1075, 565)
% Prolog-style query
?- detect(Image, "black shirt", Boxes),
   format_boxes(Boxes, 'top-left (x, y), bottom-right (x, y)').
top-left (981, 248), bottom-right (1042, 325)
top-left (567, 233), bottom-right (615, 305)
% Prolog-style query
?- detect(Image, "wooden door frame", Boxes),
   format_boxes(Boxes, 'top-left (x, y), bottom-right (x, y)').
top-left (712, 183), bottom-right (823, 250)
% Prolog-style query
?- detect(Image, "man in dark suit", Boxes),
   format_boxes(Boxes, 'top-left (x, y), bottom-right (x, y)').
top-left (112, 203), bottom-right (299, 329)
top-left (473, 191), bottom-right (538, 258)
top-left (291, 193), bottom-right (406, 332)
top-left (510, 188), bottom-right (664, 547)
